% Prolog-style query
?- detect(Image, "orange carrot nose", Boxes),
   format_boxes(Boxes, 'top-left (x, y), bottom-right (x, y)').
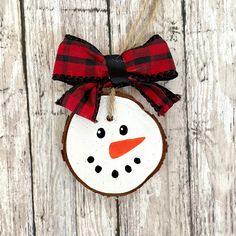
top-left (109, 137), bottom-right (145, 159)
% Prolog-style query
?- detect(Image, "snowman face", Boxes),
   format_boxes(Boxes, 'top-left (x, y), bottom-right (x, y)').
top-left (64, 95), bottom-right (165, 195)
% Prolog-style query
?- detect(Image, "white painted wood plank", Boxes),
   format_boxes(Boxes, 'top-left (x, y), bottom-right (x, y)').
top-left (185, 0), bottom-right (236, 235)
top-left (162, 1), bottom-right (192, 235)
top-left (0, 0), bottom-right (34, 235)
top-left (109, 0), bottom-right (191, 235)
top-left (23, 1), bottom-right (117, 235)
top-left (2, 0), bottom-right (235, 235)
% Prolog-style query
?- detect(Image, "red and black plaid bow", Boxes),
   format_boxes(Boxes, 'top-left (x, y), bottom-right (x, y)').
top-left (53, 34), bottom-right (180, 121)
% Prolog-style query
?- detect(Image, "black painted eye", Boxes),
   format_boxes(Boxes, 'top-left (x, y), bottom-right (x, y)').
top-left (119, 125), bottom-right (128, 135)
top-left (97, 128), bottom-right (105, 138)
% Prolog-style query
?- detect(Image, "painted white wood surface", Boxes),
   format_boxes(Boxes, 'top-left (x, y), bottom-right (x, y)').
top-left (23, 1), bottom-right (117, 236)
top-left (185, 1), bottom-right (236, 235)
top-left (0, 0), bottom-right (235, 235)
top-left (0, 0), bottom-right (34, 235)
top-left (109, 1), bottom-right (191, 235)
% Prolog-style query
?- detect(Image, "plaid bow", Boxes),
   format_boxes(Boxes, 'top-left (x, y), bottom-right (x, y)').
top-left (52, 34), bottom-right (180, 122)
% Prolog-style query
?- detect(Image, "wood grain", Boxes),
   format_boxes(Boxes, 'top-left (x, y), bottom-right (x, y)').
top-left (22, 0), bottom-right (117, 235)
top-left (0, 0), bottom-right (236, 235)
top-left (109, 0), bottom-right (192, 235)
top-left (185, 0), bottom-right (236, 235)
top-left (0, 0), bottom-right (34, 235)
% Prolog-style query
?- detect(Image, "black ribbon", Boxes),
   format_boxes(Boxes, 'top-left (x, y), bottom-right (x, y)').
top-left (104, 55), bottom-right (130, 88)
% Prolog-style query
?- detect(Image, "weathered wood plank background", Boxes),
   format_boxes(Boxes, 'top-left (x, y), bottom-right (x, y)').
top-left (0, 0), bottom-right (235, 235)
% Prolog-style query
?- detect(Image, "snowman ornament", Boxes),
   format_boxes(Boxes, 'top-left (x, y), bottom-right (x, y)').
top-left (62, 93), bottom-right (167, 195)
top-left (53, 34), bottom-right (180, 196)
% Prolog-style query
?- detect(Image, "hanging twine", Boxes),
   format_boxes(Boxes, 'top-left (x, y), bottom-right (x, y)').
top-left (106, 87), bottom-right (116, 121)
top-left (106, 0), bottom-right (160, 121)
top-left (122, 0), bottom-right (160, 51)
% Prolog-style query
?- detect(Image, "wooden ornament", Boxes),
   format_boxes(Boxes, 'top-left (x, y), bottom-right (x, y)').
top-left (62, 93), bottom-right (167, 196)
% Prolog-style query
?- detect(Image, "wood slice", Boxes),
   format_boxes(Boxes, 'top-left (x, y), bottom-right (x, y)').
top-left (62, 93), bottom-right (167, 196)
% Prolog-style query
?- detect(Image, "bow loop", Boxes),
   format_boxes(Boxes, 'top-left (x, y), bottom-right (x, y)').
top-left (121, 34), bottom-right (178, 81)
top-left (53, 35), bottom-right (108, 82)
top-left (53, 34), bottom-right (180, 122)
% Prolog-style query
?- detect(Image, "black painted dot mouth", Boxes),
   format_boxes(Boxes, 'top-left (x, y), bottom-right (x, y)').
top-left (95, 165), bottom-right (102, 173)
top-left (134, 157), bottom-right (141, 164)
top-left (125, 165), bottom-right (132, 173)
top-left (87, 156), bottom-right (94, 163)
top-left (87, 156), bottom-right (141, 177)
top-left (112, 170), bottom-right (119, 178)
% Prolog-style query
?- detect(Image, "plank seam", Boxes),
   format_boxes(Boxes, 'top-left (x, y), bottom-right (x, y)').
top-left (19, 0), bottom-right (36, 235)
top-left (106, 1), bottom-right (120, 235)
top-left (74, 179), bottom-right (78, 236)
top-left (106, 0), bottom-right (112, 54)
top-left (181, 0), bottom-right (194, 235)
top-left (116, 198), bottom-right (120, 236)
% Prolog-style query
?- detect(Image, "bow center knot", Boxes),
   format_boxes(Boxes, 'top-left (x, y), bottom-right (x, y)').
top-left (105, 55), bottom-right (129, 88)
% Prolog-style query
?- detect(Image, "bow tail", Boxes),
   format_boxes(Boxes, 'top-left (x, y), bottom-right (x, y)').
top-left (132, 82), bottom-right (180, 115)
top-left (56, 83), bottom-right (102, 122)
